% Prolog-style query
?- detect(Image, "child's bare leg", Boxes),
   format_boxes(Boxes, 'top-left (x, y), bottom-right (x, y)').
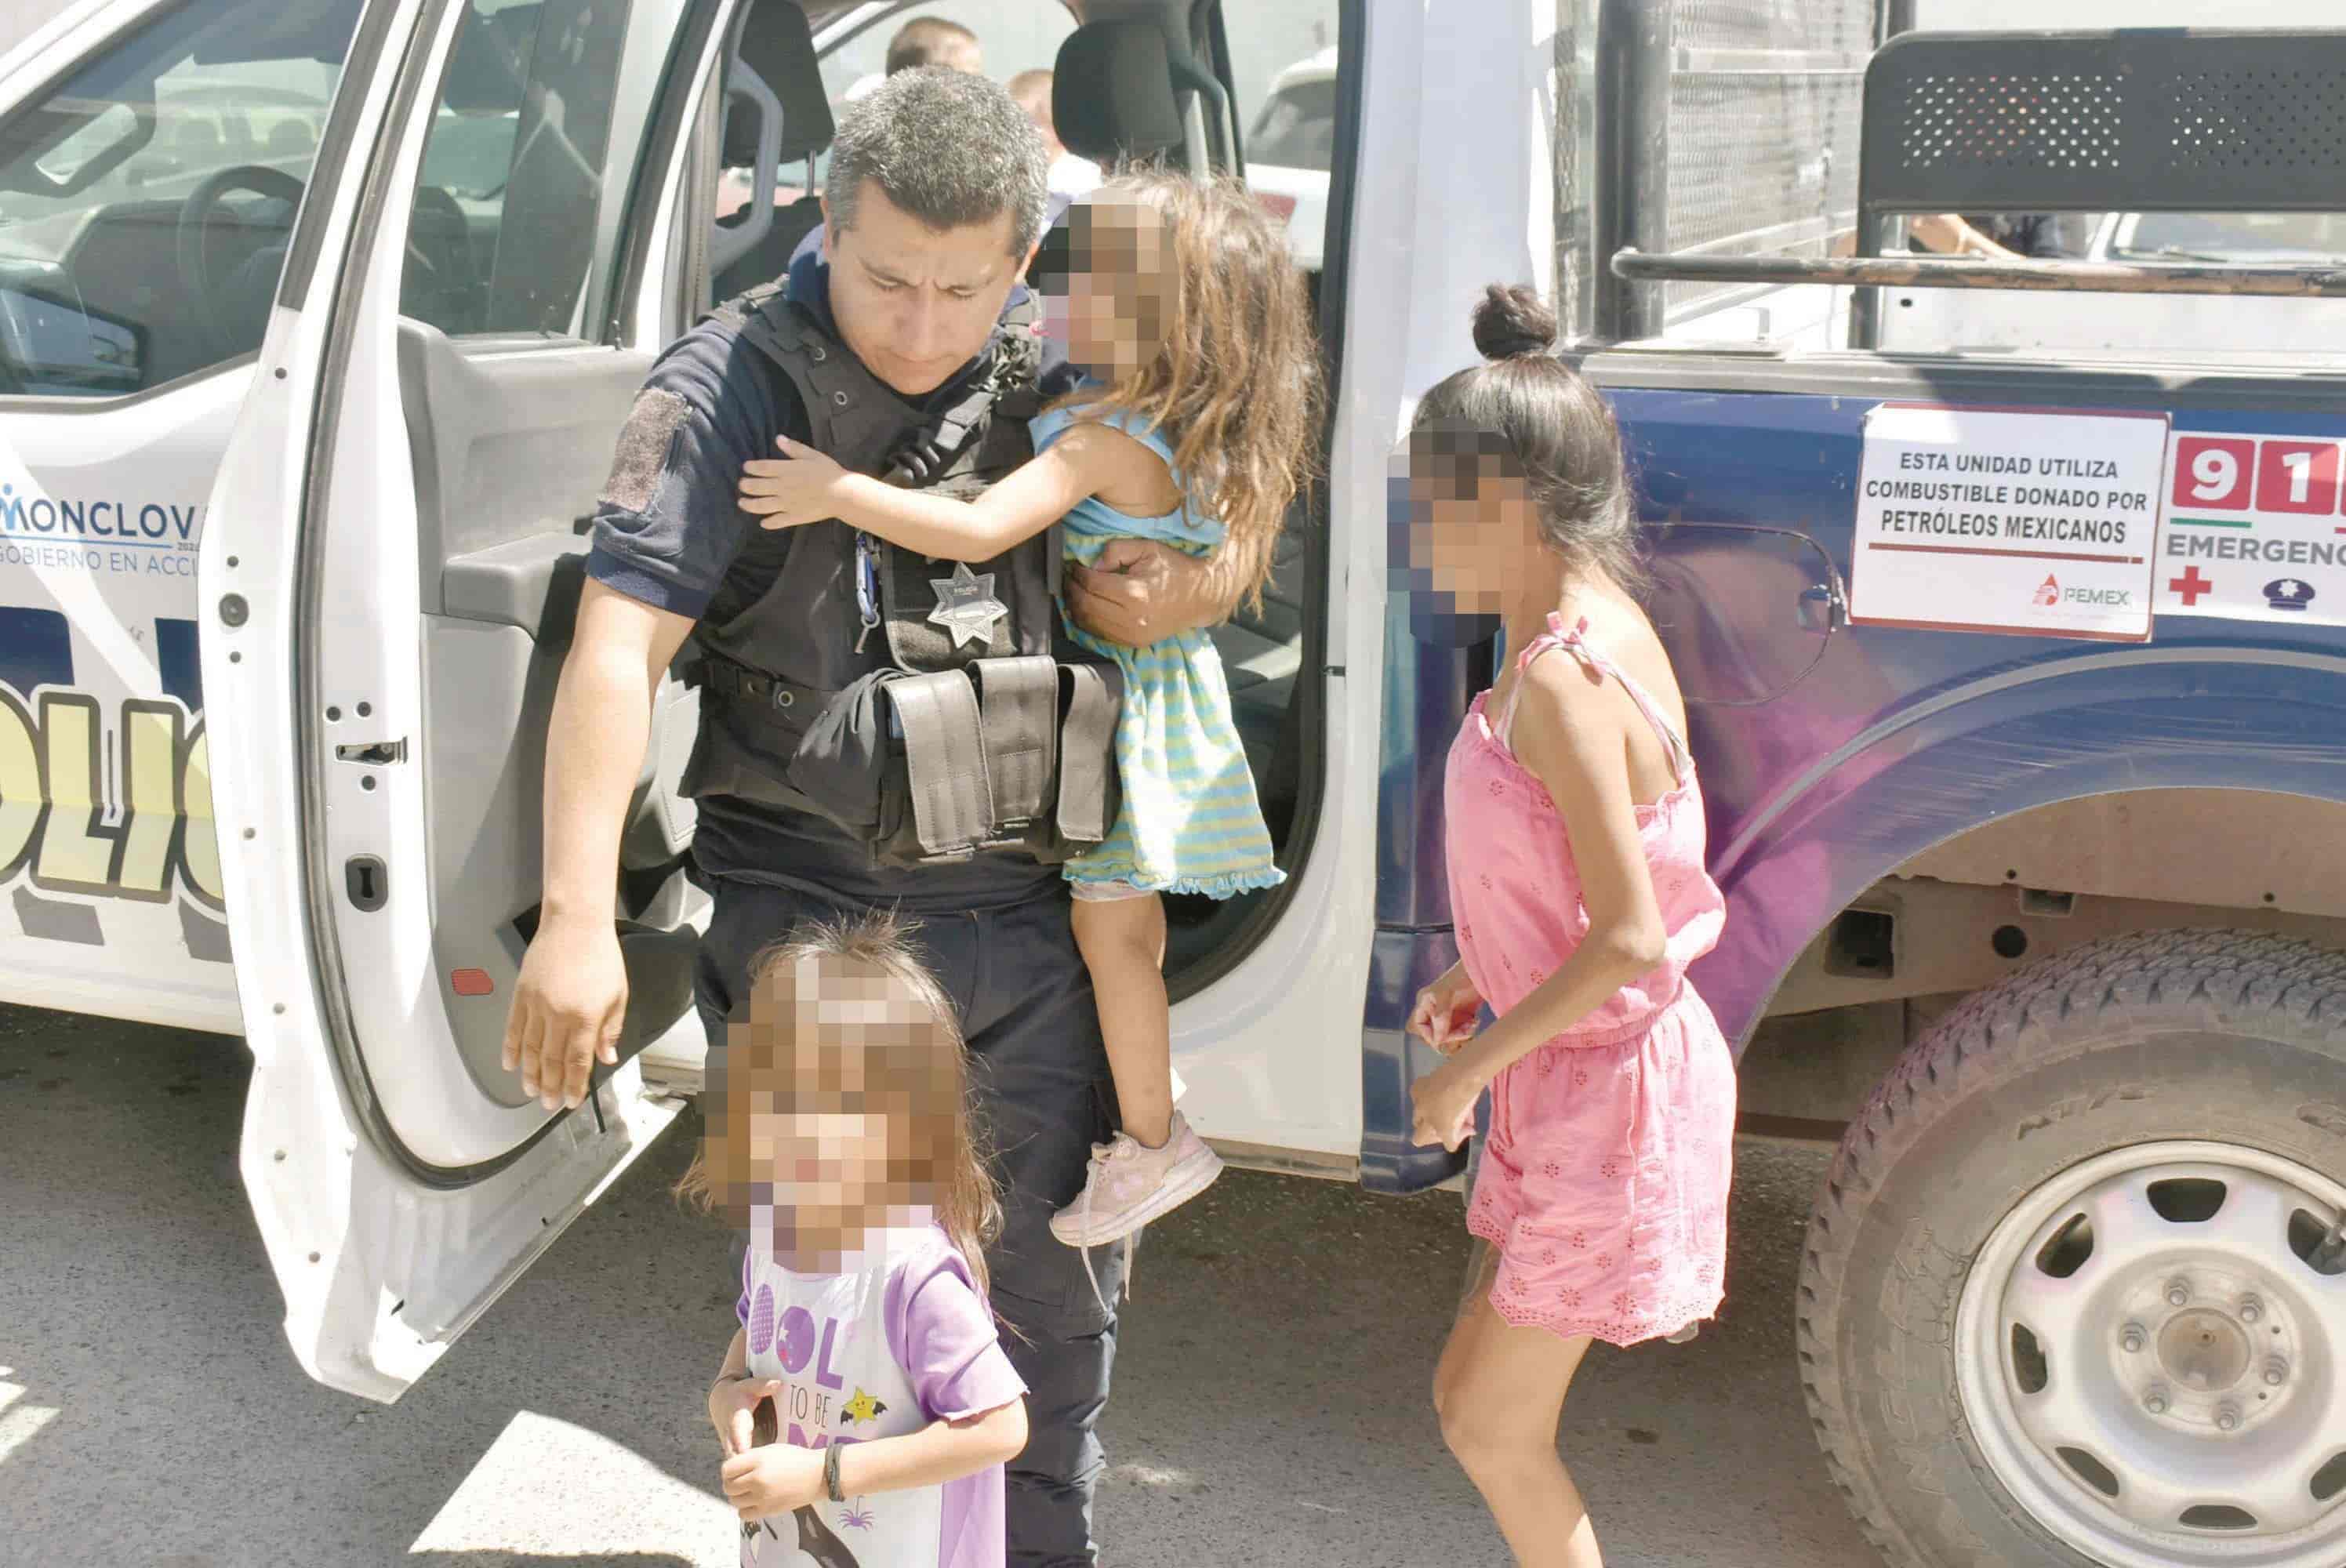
top-left (1070, 890), bottom-right (1171, 1148)
top-left (1433, 1241), bottom-right (1604, 1566)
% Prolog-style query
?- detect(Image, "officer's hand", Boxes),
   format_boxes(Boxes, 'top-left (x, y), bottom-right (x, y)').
top-left (739, 434), bottom-right (851, 529)
top-left (1064, 538), bottom-right (1228, 648)
top-left (501, 915), bottom-right (626, 1112)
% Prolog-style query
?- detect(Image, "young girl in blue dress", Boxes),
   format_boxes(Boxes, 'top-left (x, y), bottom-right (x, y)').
top-left (737, 172), bottom-right (1321, 1248)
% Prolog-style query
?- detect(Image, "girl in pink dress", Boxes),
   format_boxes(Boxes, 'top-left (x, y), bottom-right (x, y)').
top-left (1402, 284), bottom-right (1736, 1567)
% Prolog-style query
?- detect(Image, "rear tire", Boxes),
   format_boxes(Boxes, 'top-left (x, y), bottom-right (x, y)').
top-left (1799, 930), bottom-right (2346, 1568)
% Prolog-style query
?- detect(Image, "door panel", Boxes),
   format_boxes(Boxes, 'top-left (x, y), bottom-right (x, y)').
top-left (202, 0), bottom-right (732, 1401)
top-left (0, 0), bottom-right (371, 1031)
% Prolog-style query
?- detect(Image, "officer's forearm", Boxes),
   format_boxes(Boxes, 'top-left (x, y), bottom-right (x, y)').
top-left (538, 639), bottom-right (655, 928)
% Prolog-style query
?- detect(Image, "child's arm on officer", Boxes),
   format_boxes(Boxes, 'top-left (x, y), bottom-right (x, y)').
top-left (735, 424), bottom-right (1160, 561)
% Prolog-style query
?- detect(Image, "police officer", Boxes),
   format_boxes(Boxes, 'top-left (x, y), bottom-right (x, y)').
top-left (501, 68), bottom-right (1244, 1566)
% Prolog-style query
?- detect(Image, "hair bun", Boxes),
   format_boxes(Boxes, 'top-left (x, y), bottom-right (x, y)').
top-left (1470, 283), bottom-right (1559, 361)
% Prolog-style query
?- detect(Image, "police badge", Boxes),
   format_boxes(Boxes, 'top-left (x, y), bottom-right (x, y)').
top-left (926, 561), bottom-right (1010, 648)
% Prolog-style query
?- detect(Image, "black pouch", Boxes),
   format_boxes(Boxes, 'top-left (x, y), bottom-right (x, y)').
top-left (1027, 659), bottom-right (1124, 863)
top-left (782, 667), bottom-right (903, 837)
top-left (860, 657), bottom-right (1125, 870)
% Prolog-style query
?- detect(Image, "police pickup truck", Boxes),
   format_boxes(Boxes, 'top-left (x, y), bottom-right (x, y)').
top-left (5, 2), bottom-right (2345, 1566)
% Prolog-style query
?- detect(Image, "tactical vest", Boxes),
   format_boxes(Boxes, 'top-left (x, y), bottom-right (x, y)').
top-left (678, 282), bottom-right (1122, 868)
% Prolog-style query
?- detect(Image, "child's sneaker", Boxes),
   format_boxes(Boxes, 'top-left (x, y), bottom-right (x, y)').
top-left (1051, 1110), bottom-right (1223, 1247)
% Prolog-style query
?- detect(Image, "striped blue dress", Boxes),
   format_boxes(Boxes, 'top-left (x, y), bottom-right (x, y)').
top-left (1031, 400), bottom-right (1284, 901)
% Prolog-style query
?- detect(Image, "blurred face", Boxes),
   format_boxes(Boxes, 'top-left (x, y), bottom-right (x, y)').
top-left (1037, 194), bottom-right (1169, 381)
top-left (823, 180), bottom-right (1037, 397)
top-left (1390, 426), bottom-right (1542, 632)
top-left (1012, 82), bottom-right (1065, 157)
top-left (706, 954), bottom-right (955, 1271)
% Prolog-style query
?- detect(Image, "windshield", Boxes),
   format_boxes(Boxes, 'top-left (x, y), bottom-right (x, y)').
top-left (1248, 78), bottom-right (1335, 172)
top-left (0, 0), bottom-right (350, 245)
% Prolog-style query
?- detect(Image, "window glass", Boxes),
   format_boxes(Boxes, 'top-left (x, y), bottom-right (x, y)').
top-left (2109, 212), bottom-right (2346, 265)
top-left (0, 0), bottom-right (364, 397)
top-left (815, 4), bottom-right (1077, 114)
top-left (1247, 76), bottom-right (1333, 173)
top-left (726, 2), bottom-right (1077, 220)
top-left (401, 0), bottom-right (695, 339)
top-left (1225, 2), bottom-right (1338, 274)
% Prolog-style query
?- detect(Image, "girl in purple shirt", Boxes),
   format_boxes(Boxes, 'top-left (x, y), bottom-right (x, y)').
top-left (680, 913), bottom-right (1028, 1568)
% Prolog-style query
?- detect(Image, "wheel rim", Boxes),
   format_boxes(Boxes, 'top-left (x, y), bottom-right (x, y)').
top-left (1956, 1141), bottom-right (2346, 1568)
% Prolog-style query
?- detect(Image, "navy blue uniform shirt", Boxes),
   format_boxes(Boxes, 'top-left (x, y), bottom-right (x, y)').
top-left (586, 248), bottom-right (1079, 905)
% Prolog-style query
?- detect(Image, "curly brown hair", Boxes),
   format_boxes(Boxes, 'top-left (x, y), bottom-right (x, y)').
top-left (1050, 170), bottom-right (1324, 615)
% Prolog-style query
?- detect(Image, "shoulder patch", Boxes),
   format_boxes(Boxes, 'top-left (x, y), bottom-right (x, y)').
top-left (601, 387), bottom-right (692, 513)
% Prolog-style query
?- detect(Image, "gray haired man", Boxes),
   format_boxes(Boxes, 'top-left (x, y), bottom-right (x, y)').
top-left (501, 68), bottom-right (1247, 1565)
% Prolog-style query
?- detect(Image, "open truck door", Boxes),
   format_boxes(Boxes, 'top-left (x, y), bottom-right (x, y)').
top-left (198, 0), bottom-right (744, 1401)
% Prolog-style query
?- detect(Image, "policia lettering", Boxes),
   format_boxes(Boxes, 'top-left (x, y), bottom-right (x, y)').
top-left (0, 687), bottom-right (222, 906)
top-left (678, 285), bottom-right (1121, 866)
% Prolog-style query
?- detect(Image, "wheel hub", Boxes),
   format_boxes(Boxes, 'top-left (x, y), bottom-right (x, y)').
top-left (1956, 1142), bottom-right (2346, 1568)
top-left (2156, 1306), bottom-right (2252, 1392)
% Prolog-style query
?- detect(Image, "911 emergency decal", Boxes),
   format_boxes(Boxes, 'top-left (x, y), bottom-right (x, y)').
top-left (2158, 433), bottom-right (2346, 626)
top-left (1850, 402), bottom-right (2170, 642)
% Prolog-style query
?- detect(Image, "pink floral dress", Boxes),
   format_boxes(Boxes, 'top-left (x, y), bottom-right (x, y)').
top-left (1445, 613), bottom-right (1737, 1345)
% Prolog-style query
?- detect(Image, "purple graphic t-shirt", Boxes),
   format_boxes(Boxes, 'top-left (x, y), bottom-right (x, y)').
top-left (735, 1214), bottom-right (1026, 1568)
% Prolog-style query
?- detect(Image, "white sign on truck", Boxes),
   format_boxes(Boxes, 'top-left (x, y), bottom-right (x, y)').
top-left (1850, 403), bottom-right (2171, 642)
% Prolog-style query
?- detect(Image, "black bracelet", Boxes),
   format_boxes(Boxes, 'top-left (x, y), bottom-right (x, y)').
top-left (823, 1440), bottom-right (845, 1504)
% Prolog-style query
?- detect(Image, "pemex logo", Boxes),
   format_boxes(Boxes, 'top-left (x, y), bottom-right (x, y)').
top-left (2032, 574), bottom-right (2061, 608)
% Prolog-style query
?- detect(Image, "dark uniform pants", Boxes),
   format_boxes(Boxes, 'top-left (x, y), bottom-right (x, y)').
top-left (696, 874), bottom-right (1127, 1568)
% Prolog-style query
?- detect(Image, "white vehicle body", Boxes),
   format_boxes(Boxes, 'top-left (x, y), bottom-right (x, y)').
top-left (0, 0), bottom-right (1455, 1402)
top-left (1244, 45), bottom-right (1332, 272)
top-left (18, 13), bottom-right (2346, 1568)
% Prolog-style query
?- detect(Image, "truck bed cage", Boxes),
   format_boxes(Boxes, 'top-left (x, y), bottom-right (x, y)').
top-left (1611, 250), bottom-right (2346, 299)
top-left (1607, 26), bottom-right (2346, 321)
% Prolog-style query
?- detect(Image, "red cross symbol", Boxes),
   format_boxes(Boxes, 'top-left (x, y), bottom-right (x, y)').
top-left (2169, 565), bottom-right (2214, 607)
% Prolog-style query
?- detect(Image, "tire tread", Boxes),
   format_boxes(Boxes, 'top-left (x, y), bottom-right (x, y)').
top-left (1797, 929), bottom-right (2346, 1567)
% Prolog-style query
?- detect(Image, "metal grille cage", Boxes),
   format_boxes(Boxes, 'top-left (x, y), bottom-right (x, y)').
top-left (1675, 0), bottom-right (1872, 53)
top-left (1662, 0), bottom-right (1872, 314)
top-left (1861, 30), bottom-right (2346, 215)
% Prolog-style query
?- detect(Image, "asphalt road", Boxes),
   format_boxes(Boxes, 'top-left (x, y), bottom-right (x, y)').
top-left (1, 1007), bottom-right (1886, 1568)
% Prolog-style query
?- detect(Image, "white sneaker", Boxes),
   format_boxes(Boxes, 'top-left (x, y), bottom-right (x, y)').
top-left (1051, 1111), bottom-right (1223, 1248)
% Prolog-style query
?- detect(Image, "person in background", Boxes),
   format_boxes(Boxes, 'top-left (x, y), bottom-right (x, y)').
top-left (1910, 211), bottom-right (2097, 260)
top-left (837, 18), bottom-right (984, 114)
top-left (1007, 68), bottom-right (1102, 203)
top-left (888, 16), bottom-right (983, 77)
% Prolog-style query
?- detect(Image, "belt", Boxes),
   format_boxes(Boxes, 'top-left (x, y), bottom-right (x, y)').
top-left (699, 655), bottom-right (836, 716)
